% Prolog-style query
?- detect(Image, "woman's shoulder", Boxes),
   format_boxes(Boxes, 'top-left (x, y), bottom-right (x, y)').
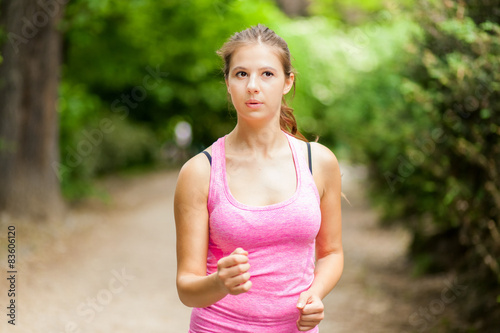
top-left (176, 146), bottom-right (212, 190)
top-left (309, 142), bottom-right (339, 170)
top-left (305, 141), bottom-right (340, 195)
top-left (309, 142), bottom-right (341, 198)
top-left (294, 138), bottom-right (339, 173)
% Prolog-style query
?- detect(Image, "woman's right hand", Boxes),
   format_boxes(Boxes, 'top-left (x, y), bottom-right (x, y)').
top-left (216, 247), bottom-right (252, 295)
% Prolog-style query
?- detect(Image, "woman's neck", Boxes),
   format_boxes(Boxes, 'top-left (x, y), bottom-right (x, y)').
top-left (226, 122), bottom-right (287, 157)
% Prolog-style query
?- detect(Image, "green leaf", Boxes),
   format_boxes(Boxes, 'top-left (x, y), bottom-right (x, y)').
top-left (480, 108), bottom-right (491, 119)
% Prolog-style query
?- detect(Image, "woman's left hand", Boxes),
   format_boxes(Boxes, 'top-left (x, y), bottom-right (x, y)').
top-left (296, 291), bottom-right (325, 331)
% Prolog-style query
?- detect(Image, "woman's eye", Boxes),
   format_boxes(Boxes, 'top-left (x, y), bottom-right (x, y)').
top-left (236, 71), bottom-right (247, 78)
top-left (263, 71), bottom-right (274, 77)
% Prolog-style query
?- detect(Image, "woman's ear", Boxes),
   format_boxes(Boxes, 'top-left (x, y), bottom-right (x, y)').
top-left (226, 79), bottom-right (231, 94)
top-left (283, 73), bottom-right (294, 95)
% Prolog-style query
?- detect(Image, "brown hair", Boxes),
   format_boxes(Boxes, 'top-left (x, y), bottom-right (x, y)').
top-left (217, 24), bottom-right (307, 142)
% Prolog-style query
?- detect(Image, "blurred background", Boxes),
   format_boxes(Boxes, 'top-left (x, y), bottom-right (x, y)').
top-left (0, 0), bottom-right (499, 332)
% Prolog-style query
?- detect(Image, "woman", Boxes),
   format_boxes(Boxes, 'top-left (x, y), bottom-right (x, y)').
top-left (174, 24), bottom-right (343, 332)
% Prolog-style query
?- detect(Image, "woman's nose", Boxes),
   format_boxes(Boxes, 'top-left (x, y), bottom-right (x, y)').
top-left (246, 74), bottom-right (260, 93)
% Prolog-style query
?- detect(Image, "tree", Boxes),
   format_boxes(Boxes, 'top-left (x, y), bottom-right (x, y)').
top-left (0, 0), bottom-right (66, 221)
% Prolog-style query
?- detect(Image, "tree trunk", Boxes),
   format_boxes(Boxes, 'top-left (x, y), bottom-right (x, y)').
top-left (0, 0), bottom-right (65, 221)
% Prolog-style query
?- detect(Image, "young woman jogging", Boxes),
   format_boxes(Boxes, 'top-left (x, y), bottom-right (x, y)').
top-left (174, 24), bottom-right (343, 332)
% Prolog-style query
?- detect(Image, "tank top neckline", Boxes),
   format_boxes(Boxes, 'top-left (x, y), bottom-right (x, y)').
top-left (220, 132), bottom-right (302, 211)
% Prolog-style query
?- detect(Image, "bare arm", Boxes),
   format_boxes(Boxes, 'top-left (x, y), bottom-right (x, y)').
top-left (296, 142), bottom-right (344, 330)
top-left (174, 153), bottom-right (251, 308)
top-left (309, 142), bottom-right (344, 298)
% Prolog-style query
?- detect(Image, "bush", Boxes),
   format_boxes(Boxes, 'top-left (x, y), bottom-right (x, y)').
top-left (353, 1), bottom-right (500, 330)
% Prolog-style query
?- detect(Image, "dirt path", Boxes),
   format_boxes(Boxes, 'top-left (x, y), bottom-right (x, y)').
top-left (0, 166), bottom-right (461, 333)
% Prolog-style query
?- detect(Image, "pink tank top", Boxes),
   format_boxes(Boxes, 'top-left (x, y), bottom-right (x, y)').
top-left (190, 132), bottom-right (321, 333)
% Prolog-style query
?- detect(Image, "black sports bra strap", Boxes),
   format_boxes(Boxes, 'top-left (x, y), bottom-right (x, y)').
top-left (306, 142), bottom-right (312, 175)
top-left (201, 151), bottom-right (212, 165)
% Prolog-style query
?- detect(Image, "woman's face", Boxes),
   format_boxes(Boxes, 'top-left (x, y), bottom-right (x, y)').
top-left (226, 43), bottom-right (294, 126)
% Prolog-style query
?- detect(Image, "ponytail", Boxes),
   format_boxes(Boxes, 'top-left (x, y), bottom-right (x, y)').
top-left (280, 100), bottom-right (307, 142)
top-left (279, 81), bottom-right (307, 142)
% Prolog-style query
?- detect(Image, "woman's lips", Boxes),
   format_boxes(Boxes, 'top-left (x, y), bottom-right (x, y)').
top-left (245, 100), bottom-right (263, 109)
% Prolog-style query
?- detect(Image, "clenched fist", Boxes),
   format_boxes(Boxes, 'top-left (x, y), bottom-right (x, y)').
top-left (216, 248), bottom-right (252, 295)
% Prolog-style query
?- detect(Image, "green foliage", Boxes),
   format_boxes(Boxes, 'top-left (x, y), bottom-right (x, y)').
top-left (343, 0), bottom-right (500, 329)
top-left (309, 0), bottom-right (386, 23)
top-left (277, 12), bottom-right (418, 159)
top-left (61, 0), bottom-right (286, 144)
top-left (58, 81), bottom-right (158, 199)
top-left (308, 0), bottom-right (415, 24)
